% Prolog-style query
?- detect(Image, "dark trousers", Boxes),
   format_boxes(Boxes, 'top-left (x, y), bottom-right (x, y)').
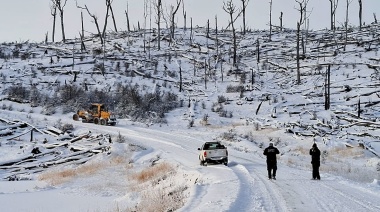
top-left (312, 161), bottom-right (320, 179)
top-left (267, 161), bottom-right (277, 178)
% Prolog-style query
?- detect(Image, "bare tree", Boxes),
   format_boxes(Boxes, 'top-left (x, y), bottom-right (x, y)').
top-left (325, 65), bottom-right (331, 110)
top-left (344, 0), bottom-right (353, 51)
top-left (329, 0), bottom-right (339, 31)
top-left (125, 3), bottom-right (131, 32)
top-left (241, 0), bottom-right (250, 34)
top-left (100, 0), bottom-right (117, 37)
top-left (50, 1), bottom-right (57, 42)
top-left (154, 0), bottom-right (163, 50)
top-left (102, 0), bottom-right (111, 37)
top-left (80, 11), bottom-right (86, 52)
top-left (296, 20), bottom-right (301, 84)
top-left (143, 0), bottom-right (149, 53)
top-left (215, 15), bottom-right (219, 55)
top-left (374, 13), bottom-right (378, 24)
top-left (108, 0), bottom-right (117, 32)
top-left (149, 0), bottom-right (152, 58)
top-left (178, 61), bottom-right (183, 92)
top-left (182, 0), bottom-right (187, 30)
top-left (52, 0), bottom-right (67, 43)
top-left (207, 19), bottom-right (210, 38)
top-left (269, 0), bottom-right (273, 40)
top-left (300, 0), bottom-right (310, 55)
top-left (190, 17), bottom-right (193, 45)
top-left (295, 0), bottom-right (310, 84)
top-left (169, 0), bottom-right (182, 42)
top-left (279, 11), bottom-right (283, 31)
top-left (77, 3), bottom-right (104, 44)
top-left (223, 0), bottom-right (238, 66)
top-left (358, 0), bottom-right (362, 30)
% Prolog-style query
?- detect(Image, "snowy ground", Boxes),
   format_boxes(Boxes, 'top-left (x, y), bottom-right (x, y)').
top-left (1, 106), bottom-right (380, 212)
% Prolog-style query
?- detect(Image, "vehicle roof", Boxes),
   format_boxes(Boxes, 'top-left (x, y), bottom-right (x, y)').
top-left (204, 141), bottom-right (221, 144)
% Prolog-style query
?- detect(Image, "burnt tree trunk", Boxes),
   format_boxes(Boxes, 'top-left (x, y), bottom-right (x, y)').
top-left (358, 0), bottom-right (362, 30)
top-left (157, 0), bottom-right (162, 50)
top-left (102, 0), bottom-right (111, 38)
top-left (204, 59), bottom-right (207, 90)
top-left (223, 1), bottom-right (238, 66)
top-left (269, 0), bottom-right (273, 40)
top-left (109, 1), bottom-right (117, 32)
top-left (256, 38), bottom-right (260, 63)
top-left (60, 9), bottom-right (65, 42)
top-left (296, 22), bottom-right (301, 84)
top-left (51, 4), bottom-right (57, 42)
top-left (325, 65), bottom-right (331, 110)
top-left (179, 65), bottom-right (183, 92)
top-left (125, 3), bottom-right (131, 32)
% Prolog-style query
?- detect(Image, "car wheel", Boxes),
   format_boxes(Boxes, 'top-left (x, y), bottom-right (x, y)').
top-left (224, 159), bottom-right (228, 166)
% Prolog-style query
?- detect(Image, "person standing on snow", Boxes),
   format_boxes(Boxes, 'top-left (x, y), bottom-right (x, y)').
top-left (263, 143), bottom-right (280, 180)
top-left (310, 143), bottom-right (321, 180)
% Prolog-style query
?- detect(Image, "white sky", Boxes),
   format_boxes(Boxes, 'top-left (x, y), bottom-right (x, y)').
top-left (0, 0), bottom-right (379, 42)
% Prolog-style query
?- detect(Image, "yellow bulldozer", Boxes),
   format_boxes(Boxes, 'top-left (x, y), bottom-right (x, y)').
top-left (73, 103), bottom-right (117, 126)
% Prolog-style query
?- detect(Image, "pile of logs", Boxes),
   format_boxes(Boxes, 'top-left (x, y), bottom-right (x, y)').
top-left (0, 118), bottom-right (112, 181)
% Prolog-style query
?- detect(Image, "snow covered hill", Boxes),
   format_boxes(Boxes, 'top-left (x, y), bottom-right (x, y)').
top-left (1, 24), bottom-right (380, 211)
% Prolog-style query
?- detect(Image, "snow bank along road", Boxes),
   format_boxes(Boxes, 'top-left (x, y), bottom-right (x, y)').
top-left (78, 120), bottom-right (380, 212)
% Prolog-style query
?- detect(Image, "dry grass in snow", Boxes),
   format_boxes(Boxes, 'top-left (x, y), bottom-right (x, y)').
top-left (130, 162), bottom-right (173, 183)
top-left (38, 156), bottom-right (130, 186)
top-left (127, 162), bottom-right (190, 212)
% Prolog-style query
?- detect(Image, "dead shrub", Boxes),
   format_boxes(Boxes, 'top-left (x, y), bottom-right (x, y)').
top-left (328, 146), bottom-right (364, 161)
top-left (38, 162), bottom-right (107, 186)
top-left (131, 162), bottom-right (173, 183)
top-left (134, 186), bottom-right (186, 212)
top-left (128, 162), bottom-right (187, 212)
top-left (292, 146), bottom-right (309, 155)
top-left (38, 169), bottom-right (77, 185)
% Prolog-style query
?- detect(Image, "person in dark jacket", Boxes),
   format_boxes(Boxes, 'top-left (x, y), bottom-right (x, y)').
top-left (310, 143), bottom-right (321, 180)
top-left (263, 143), bottom-right (280, 180)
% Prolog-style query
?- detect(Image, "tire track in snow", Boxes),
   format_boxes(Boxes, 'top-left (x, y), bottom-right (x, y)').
top-left (276, 171), bottom-right (332, 212)
top-left (231, 155), bottom-right (345, 212)
top-left (246, 163), bottom-right (289, 212)
top-left (227, 163), bottom-right (264, 211)
top-left (277, 169), bottom-right (380, 212)
top-left (318, 181), bottom-right (380, 212)
top-left (231, 154), bottom-right (293, 212)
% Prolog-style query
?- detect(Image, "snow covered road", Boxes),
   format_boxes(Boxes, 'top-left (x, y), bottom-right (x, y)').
top-left (99, 123), bottom-right (380, 212)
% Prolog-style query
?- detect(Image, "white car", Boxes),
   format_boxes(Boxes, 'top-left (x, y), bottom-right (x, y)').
top-left (198, 142), bottom-right (228, 166)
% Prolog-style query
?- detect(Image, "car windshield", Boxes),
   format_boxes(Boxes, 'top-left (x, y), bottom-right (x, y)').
top-left (203, 143), bottom-right (225, 150)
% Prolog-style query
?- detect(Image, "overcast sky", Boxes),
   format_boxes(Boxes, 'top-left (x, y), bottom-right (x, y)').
top-left (0, 0), bottom-right (379, 42)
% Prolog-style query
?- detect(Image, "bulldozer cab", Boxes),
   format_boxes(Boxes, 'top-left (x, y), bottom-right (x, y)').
top-left (90, 104), bottom-right (105, 115)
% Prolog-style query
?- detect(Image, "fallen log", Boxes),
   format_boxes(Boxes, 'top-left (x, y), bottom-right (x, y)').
top-left (6, 128), bottom-right (32, 140)
top-left (37, 59), bottom-right (96, 70)
top-left (337, 116), bottom-right (380, 128)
